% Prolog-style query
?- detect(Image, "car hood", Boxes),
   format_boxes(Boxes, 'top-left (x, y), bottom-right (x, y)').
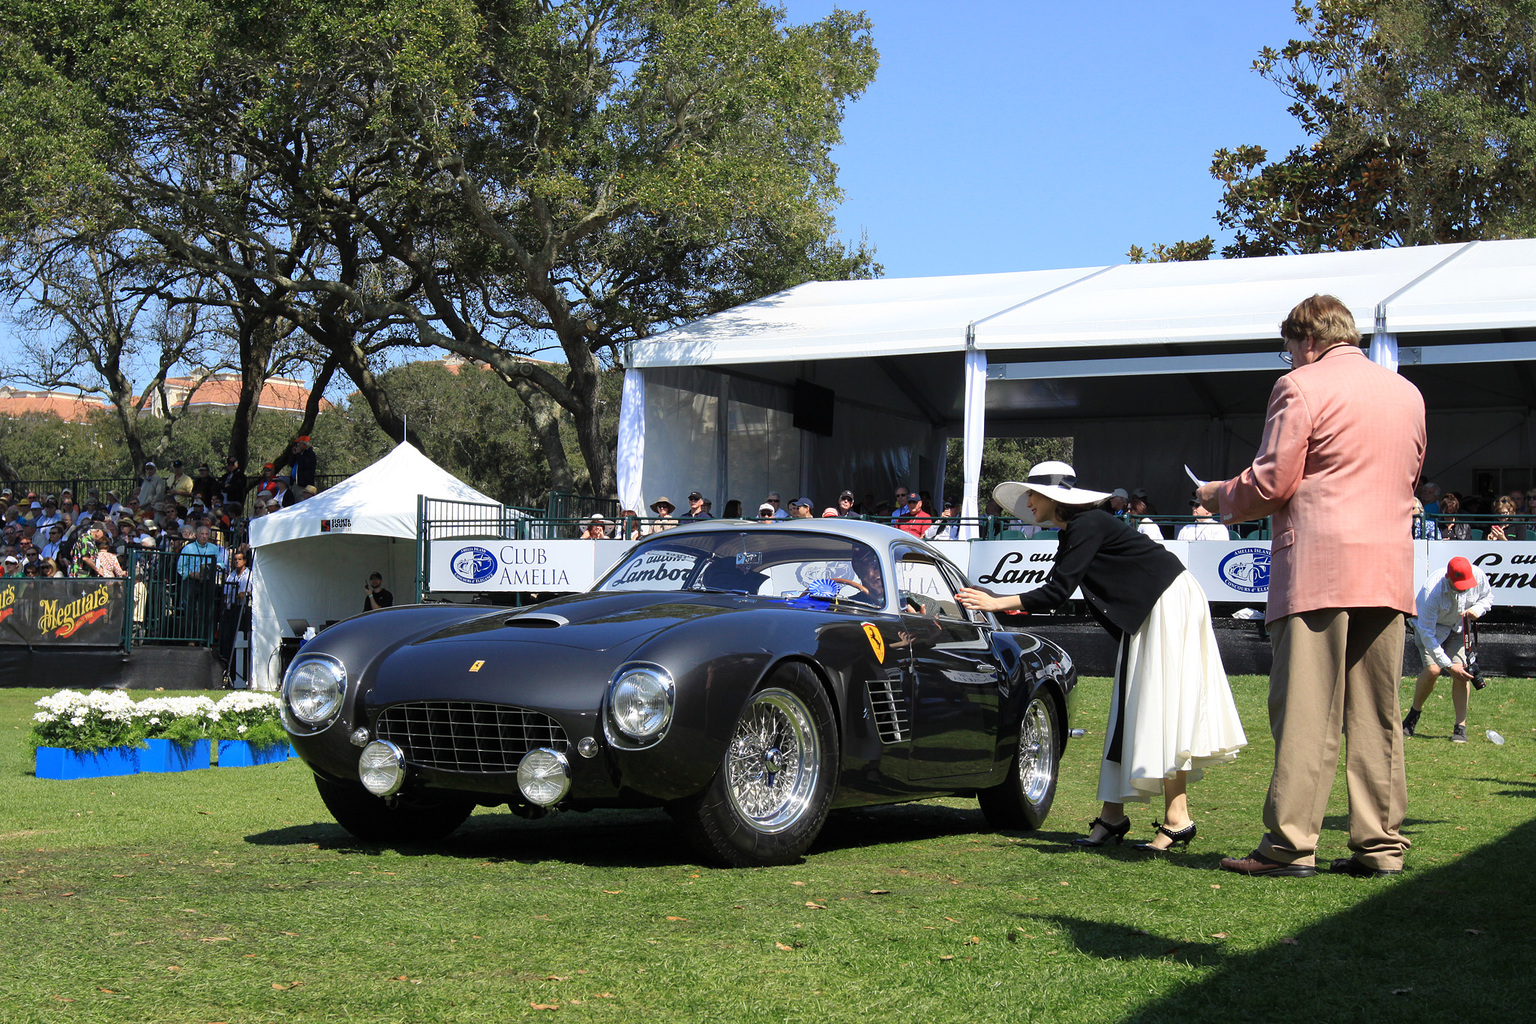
top-left (408, 590), bottom-right (770, 652)
top-left (364, 591), bottom-right (773, 711)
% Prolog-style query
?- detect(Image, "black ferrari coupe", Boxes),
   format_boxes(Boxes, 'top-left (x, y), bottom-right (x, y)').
top-left (282, 519), bottom-right (1077, 866)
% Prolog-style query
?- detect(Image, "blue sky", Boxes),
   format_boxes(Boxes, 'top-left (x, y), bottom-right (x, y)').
top-left (782, 0), bottom-right (1310, 276)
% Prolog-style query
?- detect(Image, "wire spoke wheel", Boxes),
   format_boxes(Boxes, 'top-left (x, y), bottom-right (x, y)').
top-left (978, 692), bottom-right (1060, 831)
top-left (724, 687), bottom-right (821, 833)
top-left (1017, 696), bottom-right (1056, 805)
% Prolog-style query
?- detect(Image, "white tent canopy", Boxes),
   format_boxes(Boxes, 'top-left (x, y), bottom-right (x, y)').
top-left (618, 240), bottom-right (1536, 526)
top-left (246, 442), bottom-right (501, 690)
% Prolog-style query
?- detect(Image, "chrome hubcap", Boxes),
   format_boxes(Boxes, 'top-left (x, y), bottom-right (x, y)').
top-left (725, 688), bottom-right (821, 834)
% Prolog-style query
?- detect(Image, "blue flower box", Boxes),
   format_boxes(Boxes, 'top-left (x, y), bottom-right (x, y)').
top-left (142, 738), bottom-right (212, 773)
top-left (34, 745), bottom-right (142, 780)
top-left (216, 740), bottom-right (295, 767)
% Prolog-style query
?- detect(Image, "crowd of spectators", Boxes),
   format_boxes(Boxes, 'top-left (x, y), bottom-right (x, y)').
top-left (1, 435), bottom-right (321, 665)
top-left (1415, 482), bottom-right (1536, 541)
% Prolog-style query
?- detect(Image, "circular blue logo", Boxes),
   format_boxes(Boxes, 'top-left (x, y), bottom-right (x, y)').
top-left (1218, 547), bottom-right (1272, 594)
top-left (449, 546), bottom-right (498, 585)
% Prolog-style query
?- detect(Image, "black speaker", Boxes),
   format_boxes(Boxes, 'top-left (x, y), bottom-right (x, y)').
top-left (792, 379), bottom-right (834, 436)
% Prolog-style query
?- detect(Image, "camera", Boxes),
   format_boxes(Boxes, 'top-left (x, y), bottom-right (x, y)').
top-left (1466, 652), bottom-right (1487, 690)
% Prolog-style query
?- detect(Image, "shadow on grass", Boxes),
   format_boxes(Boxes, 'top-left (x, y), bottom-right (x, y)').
top-left (1037, 817), bottom-right (1536, 1022)
top-left (243, 800), bottom-right (1010, 867)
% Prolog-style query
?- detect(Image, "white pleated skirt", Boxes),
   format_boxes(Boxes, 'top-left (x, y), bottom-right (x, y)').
top-left (1097, 571), bottom-right (1248, 804)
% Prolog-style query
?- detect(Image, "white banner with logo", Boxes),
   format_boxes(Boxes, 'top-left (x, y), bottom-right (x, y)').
top-left (426, 536), bottom-right (1536, 607)
top-left (428, 540), bottom-right (628, 593)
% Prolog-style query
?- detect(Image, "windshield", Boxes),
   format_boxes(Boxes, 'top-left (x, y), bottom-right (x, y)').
top-left (596, 529), bottom-right (887, 608)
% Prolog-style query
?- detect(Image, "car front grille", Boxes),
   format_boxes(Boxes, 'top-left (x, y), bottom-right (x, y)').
top-left (375, 701), bottom-right (570, 773)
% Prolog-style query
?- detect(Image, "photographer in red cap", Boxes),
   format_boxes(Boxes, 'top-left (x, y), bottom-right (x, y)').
top-left (1403, 556), bottom-right (1493, 743)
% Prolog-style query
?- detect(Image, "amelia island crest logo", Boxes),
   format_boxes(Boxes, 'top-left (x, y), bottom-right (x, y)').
top-left (1217, 547), bottom-right (1272, 594)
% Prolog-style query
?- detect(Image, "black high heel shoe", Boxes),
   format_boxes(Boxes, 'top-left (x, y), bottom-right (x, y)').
top-left (1072, 816), bottom-right (1131, 847)
top-left (1133, 821), bottom-right (1196, 853)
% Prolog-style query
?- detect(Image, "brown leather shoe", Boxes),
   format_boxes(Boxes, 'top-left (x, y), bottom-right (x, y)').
top-left (1328, 857), bottom-right (1402, 878)
top-left (1219, 850), bottom-right (1316, 877)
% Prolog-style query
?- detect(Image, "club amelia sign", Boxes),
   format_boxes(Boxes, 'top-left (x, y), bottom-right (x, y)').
top-left (0, 579), bottom-right (128, 646)
top-left (427, 540), bottom-right (614, 592)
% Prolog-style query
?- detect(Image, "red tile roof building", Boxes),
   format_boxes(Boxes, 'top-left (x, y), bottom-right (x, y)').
top-left (147, 373), bottom-right (331, 416)
top-left (0, 387), bottom-right (109, 423)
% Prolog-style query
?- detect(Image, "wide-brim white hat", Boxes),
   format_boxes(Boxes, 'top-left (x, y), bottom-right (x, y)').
top-left (994, 462), bottom-right (1112, 523)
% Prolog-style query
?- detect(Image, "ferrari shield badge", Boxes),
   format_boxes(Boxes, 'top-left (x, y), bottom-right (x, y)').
top-left (469, 660), bottom-right (485, 673)
top-left (861, 622), bottom-right (885, 663)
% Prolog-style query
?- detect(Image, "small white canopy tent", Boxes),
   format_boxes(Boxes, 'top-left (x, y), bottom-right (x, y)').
top-left (246, 442), bottom-right (501, 690)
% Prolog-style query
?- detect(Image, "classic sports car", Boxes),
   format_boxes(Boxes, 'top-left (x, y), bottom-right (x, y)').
top-left (282, 519), bottom-right (1077, 866)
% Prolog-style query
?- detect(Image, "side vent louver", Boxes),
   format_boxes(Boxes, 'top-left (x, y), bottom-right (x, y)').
top-left (866, 675), bottom-right (910, 744)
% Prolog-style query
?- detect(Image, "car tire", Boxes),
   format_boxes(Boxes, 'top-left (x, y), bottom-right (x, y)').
top-left (675, 664), bottom-right (839, 867)
top-left (313, 775), bottom-right (474, 844)
top-left (978, 692), bottom-right (1060, 831)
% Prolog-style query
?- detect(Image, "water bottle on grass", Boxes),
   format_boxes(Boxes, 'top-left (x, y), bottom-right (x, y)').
top-left (1486, 730), bottom-right (1505, 746)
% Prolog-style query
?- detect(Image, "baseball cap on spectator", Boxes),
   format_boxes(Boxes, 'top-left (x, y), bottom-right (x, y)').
top-left (297, 435), bottom-right (310, 443)
top-left (757, 503), bottom-right (775, 516)
top-left (1447, 556), bottom-right (1477, 591)
top-left (142, 462), bottom-right (154, 469)
top-left (687, 491), bottom-right (704, 502)
top-left (821, 508), bottom-right (839, 517)
top-left (943, 497), bottom-right (960, 508)
top-left (3, 555), bottom-right (17, 565)
top-left (1111, 488), bottom-right (1128, 500)
top-left (263, 462), bottom-right (275, 470)
top-left (791, 497), bottom-right (813, 509)
top-left (30, 501), bottom-right (41, 510)
top-left (839, 490), bottom-right (855, 501)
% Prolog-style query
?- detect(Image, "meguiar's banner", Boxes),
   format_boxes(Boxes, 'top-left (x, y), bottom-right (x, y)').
top-left (0, 578), bottom-right (127, 646)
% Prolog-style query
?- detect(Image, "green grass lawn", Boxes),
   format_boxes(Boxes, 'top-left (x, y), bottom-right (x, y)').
top-left (2, 676), bottom-right (1532, 1024)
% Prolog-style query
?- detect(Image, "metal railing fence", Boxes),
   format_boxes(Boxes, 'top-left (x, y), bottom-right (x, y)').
top-left (124, 548), bottom-right (222, 648)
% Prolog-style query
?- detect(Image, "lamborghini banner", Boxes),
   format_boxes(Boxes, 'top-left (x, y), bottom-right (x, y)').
top-left (0, 578), bottom-right (127, 646)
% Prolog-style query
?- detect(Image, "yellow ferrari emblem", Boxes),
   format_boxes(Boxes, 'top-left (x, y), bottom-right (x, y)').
top-left (861, 622), bottom-right (885, 664)
top-left (468, 660), bottom-right (485, 673)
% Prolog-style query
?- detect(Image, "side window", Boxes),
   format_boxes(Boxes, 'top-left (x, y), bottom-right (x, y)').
top-left (895, 556), bottom-right (962, 619)
top-left (938, 561), bottom-right (988, 624)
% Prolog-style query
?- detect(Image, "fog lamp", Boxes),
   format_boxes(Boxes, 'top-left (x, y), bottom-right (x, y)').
top-left (358, 740), bottom-right (405, 797)
top-left (517, 748), bottom-right (571, 806)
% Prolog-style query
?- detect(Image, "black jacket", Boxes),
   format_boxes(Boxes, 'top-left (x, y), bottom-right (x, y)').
top-left (1018, 508), bottom-right (1184, 640)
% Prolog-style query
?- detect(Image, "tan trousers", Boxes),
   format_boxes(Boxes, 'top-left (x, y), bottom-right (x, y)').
top-left (1258, 607), bottom-right (1410, 871)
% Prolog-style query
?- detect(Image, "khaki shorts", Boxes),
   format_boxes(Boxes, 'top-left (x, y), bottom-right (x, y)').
top-left (1414, 624), bottom-right (1466, 668)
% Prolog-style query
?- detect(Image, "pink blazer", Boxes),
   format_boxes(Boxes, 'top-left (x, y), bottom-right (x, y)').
top-left (1217, 345), bottom-right (1426, 622)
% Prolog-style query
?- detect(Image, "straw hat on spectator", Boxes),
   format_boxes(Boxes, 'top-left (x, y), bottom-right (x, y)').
top-left (994, 461), bottom-right (1113, 523)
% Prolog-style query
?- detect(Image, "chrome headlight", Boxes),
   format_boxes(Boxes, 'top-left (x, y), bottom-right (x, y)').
top-left (283, 654), bottom-right (347, 727)
top-left (606, 664), bottom-right (675, 744)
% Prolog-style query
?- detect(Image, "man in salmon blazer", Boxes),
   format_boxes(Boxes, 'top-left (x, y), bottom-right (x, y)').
top-left (1198, 294), bottom-right (1426, 879)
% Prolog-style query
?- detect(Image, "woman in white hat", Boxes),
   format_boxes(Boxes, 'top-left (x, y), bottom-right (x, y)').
top-left (957, 461), bottom-right (1246, 852)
